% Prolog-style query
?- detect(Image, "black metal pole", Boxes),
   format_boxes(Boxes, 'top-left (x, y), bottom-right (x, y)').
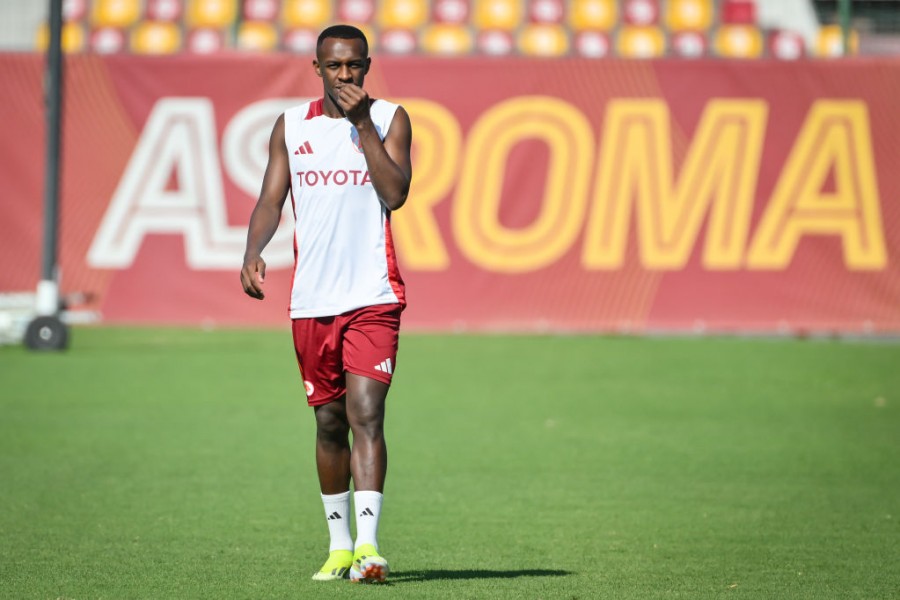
top-left (42, 0), bottom-right (63, 285)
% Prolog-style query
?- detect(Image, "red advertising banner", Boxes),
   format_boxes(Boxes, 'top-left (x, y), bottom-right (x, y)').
top-left (1, 54), bottom-right (899, 333)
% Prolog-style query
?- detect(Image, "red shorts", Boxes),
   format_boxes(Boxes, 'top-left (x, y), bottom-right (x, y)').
top-left (291, 303), bottom-right (402, 406)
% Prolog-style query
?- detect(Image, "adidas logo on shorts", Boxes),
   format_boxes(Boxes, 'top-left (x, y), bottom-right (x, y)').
top-left (374, 358), bottom-right (393, 375)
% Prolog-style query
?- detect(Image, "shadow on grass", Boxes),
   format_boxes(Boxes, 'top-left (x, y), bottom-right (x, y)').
top-left (389, 569), bottom-right (573, 583)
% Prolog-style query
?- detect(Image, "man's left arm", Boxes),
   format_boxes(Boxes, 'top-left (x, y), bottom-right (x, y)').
top-left (339, 86), bottom-right (412, 211)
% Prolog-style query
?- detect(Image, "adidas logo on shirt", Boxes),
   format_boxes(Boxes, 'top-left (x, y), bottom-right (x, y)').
top-left (374, 358), bottom-right (393, 375)
top-left (294, 141), bottom-right (314, 155)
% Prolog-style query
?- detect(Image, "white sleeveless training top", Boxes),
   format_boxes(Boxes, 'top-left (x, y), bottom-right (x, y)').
top-left (283, 98), bottom-right (406, 319)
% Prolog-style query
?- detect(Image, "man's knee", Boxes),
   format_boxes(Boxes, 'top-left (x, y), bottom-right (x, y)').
top-left (315, 401), bottom-right (349, 442)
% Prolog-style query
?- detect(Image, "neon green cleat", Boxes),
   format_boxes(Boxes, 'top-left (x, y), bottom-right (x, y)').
top-left (349, 544), bottom-right (390, 583)
top-left (311, 549), bottom-right (353, 581)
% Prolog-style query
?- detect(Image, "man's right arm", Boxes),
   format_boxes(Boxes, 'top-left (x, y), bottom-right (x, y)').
top-left (241, 114), bottom-right (290, 300)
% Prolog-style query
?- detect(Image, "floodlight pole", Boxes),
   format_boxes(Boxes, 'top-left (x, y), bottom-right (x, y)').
top-left (838, 0), bottom-right (851, 56)
top-left (26, 0), bottom-right (69, 350)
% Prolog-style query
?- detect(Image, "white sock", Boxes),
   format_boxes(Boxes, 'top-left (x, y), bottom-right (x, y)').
top-left (321, 491), bottom-right (353, 552)
top-left (354, 491), bottom-right (383, 551)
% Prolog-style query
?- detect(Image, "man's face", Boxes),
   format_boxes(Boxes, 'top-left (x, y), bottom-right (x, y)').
top-left (314, 37), bottom-right (370, 103)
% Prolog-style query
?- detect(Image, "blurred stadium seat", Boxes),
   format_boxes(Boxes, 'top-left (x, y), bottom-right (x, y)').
top-left (432, 0), bottom-right (469, 24)
top-left (573, 30), bottom-right (611, 57)
top-left (666, 0), bottom-right (713, 32)
top-left (64, 0), bottom-right (89, 22)
top-left (768, 29), bottom-right (805, 60)
top-left (282, 26), bottom-right (317, 52)
top-left (816, 24), bottom-right (859, 57)
top-left (671, 30), bottom-right (708, 57)
top-left (36, 21), bottom-right (86, 53)
top-left (473, 0), bottom-right (522, 31)
top-left (569, 0), bottom-right (617, 32)
top-left (282, 0), bottom-right (332, 28)
top-left (623, 0), bottom-right (660, 26)
top-left (186, 27), bottom-right (226, 52)
top-left (420, 23), bottom-right (473, 55)
top-left (90, 27), bottom-right (127, 53)
top-left (130, 20), bottom-right (181, 54)
top-left (617, 24), bottom-right (666, 58)
top-left (380, 27), bottom-right (418, 53)
top-left (714, 24), bottom-right (763, 57)
top-left (185, 0), bottom-right (237, 28)
top-left (145, 0), bottom-right (184, 22)
top-left (91, 0), bottom-right (141, 28)
top-left (477, 29), bottom-right (515, 55)
top-left (238, 21), bottom-right (279, 51)
top-left (243, 0), bottom-right (280, 21)
top-left (518, 23), bottom-right (569, 56)
top-left (378, 0), bottom-right (428, 29)
top-left (336, 0), bottom-right (376, 23)
top-left (528, 0), bottom-right (565, 24)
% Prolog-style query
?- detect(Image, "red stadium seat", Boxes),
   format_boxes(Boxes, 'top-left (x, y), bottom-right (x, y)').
top-left (569, 0), bottom-right (616, 32)
top-left (420, 23), bottom-right (474, 55)
top-left (573, 30), bottom-right (611, 57)
top-left (243, 0), bottom-right (279, 22)
top-left (337, 0), bottom-right (376, 24)
top-left (671, 30), bottom-right (707, 58)
top-left (90, 27), bottom-right (127, 53)
top-left (432, 0), bottom-right (470, 24)
top-left (768, 30), bottom-right (805, 60)
top-left (623, 0), bottom-right (659, 26)
top-left (380, 28), bottom-right (418, 54)
top-left (145, 0), bottom-right (184, 22)
top-left (283, 27), bottom-right (318, 53)
top-left (518, 23), bottom-right (569, 56)
top-left (721, 0), bottom-right (756, 25)
top-left (64, 0), bottom-right (89, 22)
top-left (186, 27), bottom-right (226, 53)
top-left (528, 0), bottom-right (565, 24)
top-left (477, 29), bottom-right (515, 55)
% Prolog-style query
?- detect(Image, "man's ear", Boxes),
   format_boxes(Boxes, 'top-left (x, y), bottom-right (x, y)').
top-left (313, 59), bottom-right (322, 78)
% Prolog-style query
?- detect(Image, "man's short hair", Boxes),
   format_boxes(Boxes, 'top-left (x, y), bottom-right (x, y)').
top-left (317, 24), bottom-right (369, 57)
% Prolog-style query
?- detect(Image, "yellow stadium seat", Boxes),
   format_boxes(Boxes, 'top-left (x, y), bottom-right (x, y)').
top-left (473, 0), bottom-right (522, 31)
top-left (616, 25), bottom-right (665, 58)
top-left (237, 21), bottom-right (278, 51)
top-left (130, 21), bottom-right (182, 54)
top-left (36, 22), bottom-right (86, 53)
top-left (569, 0), bottom-right (616, 32)
top-left (91, 0), bottom-right (141, 28)
top-left (518, 24), bottom-right (569, 56)
top-left (378, 0), bottom-right (429, 29)
top-left (420, 24), bottom-right (473, 55)
top-left (282, 0), bottom-right (332, 28)
top-left (186, 0), bottom-right (237, 28)
top-left (713, 24), bottom-right (763, 58)
top-left (666, 0), bottom-right (713, 32)
top-left (815, 25), bottom-right (859, 57)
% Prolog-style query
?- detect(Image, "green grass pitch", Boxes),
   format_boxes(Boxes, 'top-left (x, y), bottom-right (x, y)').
top-left (1, 327), bottom-right (898, 599)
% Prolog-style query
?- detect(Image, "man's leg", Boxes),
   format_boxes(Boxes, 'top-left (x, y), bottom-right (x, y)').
top-left (345, 373), bottom-right (391, 583)
top-left (311, 399), bottom-right (354, 580)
